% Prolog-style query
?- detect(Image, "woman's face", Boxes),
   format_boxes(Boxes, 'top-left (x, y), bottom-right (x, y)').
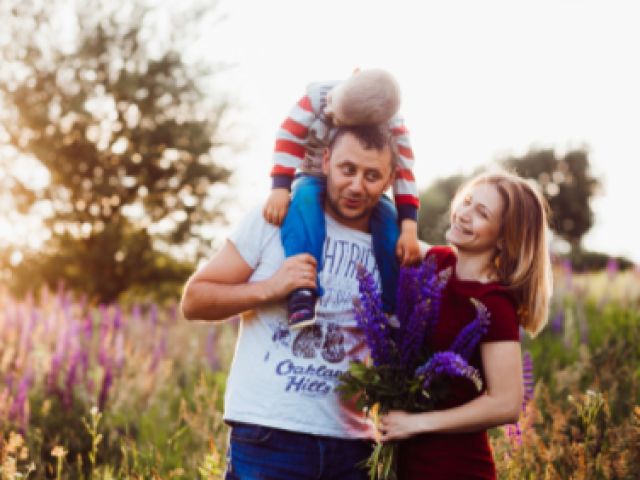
top-left (446, 182), bottom-right (505, 254)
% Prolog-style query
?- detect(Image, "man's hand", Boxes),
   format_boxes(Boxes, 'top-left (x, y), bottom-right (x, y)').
top-left (396, 219), bottom-right (421, 268)
top-left (263, 189), bottom-right (291, 226)
top-left (265, 254), bottom-right (318, 301)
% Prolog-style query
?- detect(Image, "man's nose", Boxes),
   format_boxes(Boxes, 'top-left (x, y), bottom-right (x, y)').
top-left (349, 174), bottom-right (365, 193)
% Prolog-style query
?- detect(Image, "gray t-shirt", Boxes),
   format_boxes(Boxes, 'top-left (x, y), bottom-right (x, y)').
top-left (223, 204), bottom-right (379, 439)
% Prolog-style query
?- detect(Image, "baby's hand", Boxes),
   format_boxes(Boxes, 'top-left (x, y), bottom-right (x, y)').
top-left (263, 189), bottom-right (291, 226)
top-left (396, 220), bottom-right (421, 268)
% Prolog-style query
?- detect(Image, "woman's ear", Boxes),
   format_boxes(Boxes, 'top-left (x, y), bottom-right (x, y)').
top-left (496, 238), bottom-right (505, 251)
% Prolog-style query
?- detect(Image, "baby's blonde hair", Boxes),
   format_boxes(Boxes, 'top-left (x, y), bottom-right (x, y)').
top-left (339, 69), bottom-right (401, 125)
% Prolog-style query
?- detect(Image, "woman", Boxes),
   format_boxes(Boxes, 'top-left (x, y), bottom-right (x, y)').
top-left (378, 170), bottom-right (553, 479)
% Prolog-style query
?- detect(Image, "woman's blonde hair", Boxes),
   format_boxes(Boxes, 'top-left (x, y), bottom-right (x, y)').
top-left (451, 169), bottom-right (553, 337)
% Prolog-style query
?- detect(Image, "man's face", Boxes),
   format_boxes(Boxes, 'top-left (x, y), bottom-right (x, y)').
top-left (322, 133), bottom-right (394, 232)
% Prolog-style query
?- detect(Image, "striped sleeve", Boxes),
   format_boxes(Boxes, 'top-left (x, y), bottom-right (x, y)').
top-left (390, 118), bottom-right (419, 221)
top-left (270, 95), bottom-right (316, 190)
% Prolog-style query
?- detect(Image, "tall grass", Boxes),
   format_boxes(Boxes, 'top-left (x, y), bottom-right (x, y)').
top-left (3, 261), bottom-right (640, 478)
top-left (0, 284), bottom-right (235, 479)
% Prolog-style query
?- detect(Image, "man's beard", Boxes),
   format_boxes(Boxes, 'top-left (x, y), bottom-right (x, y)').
top-left (324, 182), bottom-right (372, 225)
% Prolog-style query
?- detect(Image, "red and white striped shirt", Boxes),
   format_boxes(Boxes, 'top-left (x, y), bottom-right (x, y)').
top-left (271, 81), bottom-right (420, 222)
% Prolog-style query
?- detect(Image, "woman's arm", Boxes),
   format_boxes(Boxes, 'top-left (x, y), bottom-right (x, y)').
top-left (181, 239), bottom-right (317, 322)
top-left (379, 341), bottom-right (523, 441)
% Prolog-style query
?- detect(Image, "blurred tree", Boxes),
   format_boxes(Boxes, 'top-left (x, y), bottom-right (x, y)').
top-left (0, 0), bottom-right (232, 302)
top-left (502, 148), bottom-right (601, 252)
top-left (417, 174), bottom-right (466, 246)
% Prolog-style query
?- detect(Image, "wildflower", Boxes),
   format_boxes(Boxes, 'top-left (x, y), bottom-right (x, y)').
top-left (19, 446), bottom-right (29, 460)
top-left (415, 351), bottom-right (482, 391)
top-left (354, 264), bottom-right (394, 366)
top-left (51, 446), bottom-right (67, 458)
top-left (522, 351), bottom-right (534, 403)
top-left (551, 310), bottom-right (564, 334)
top-left (505, 423), bottom-right (522, 446)
top-left (450, 298), bottom-right (491, 361)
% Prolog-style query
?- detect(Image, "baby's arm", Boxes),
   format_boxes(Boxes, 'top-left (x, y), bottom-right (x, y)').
top-left (265, 95), bottom-right (316, 226)
top-left (389, 118), bottom-right (421, 267)
top-left (396, 219), bottom-right (421, 267)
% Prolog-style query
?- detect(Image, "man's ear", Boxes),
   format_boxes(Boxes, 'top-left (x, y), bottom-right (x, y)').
top-left (383, 167), bottom-right (397, 192)
top-left (322, 147), bottom-right (331, 175)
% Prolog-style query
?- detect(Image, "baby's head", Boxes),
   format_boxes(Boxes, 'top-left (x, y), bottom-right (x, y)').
top-left (325, 69), bottom-right (401, 126)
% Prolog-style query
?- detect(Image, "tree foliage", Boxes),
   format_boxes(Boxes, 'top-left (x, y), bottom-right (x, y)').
top-left (0, 0), bottom-right (231, 302)
top-left (417, 174), bottom-right (466, 246)
top-left (502, 148), bottom-right (600, 251)
top-left (417, 148), bottom-right (601, 252)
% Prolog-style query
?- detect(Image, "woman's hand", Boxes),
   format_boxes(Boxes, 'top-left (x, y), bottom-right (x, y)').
top-left (378, 411), bottom-right (423, 442)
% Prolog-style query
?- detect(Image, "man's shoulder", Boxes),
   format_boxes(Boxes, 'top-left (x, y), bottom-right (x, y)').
top-left (241, 203), bottom-right (280, 232)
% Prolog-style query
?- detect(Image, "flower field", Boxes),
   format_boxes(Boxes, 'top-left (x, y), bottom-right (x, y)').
top-left (2, 262), bottom-right (640, 479)
top-left (0, 284), bottom-right (237, 479)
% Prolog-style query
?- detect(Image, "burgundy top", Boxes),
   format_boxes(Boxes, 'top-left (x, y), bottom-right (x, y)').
top-left (397, 246), bottom-right (520, 480)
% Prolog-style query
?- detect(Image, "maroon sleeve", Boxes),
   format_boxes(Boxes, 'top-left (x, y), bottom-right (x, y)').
top-left (480, 291), bottom-right (520, 343)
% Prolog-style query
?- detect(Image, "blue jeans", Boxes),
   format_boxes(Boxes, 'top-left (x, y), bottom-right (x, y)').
top-left (281, 175), bottom-right (400, 313)
top-left (224, 422), bottom-right (374, 480)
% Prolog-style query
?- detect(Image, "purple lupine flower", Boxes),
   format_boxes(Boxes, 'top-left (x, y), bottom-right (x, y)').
top-left (98, 362), bottom-right (113, 411)
top-left (522, 351), bottom-right (534, 409)
top-left (415, 351), bottom-right (482, 391)
top-left (450, 299), bottom-right (491, 361)
top-left (505, 423), bottom-right (522, 446)
top-left (398, 299), bottom-right (431, 371)
top-left (551, 310), bottom-right (564, 334)
top-left (150, 304), bottom-right (158, 327)
top-left (83, 312), bottom-right (93, 340)
top-left (113, 306), bottom-right (122, 330)
top-left (64, 346), bottom-right (83, 410)
top-left (355, 264), bottom-right (394, 366)
top-left (606, 258), bottom-right (619, 280)
top-left (9, 368), bottom-right (34, 423)
top-left (98, 308), bottom-right (111, 367)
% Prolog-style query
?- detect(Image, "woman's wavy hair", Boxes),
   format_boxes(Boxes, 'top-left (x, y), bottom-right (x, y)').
top-left (451, 169), bottom-right (553, 337)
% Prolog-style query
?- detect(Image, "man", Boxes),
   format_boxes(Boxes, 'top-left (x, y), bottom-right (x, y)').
top-left (181, 124), bottom-right (399, 480)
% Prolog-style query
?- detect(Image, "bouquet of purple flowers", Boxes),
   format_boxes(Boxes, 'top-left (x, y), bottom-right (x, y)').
top-left (336, 254), bottom-right (491, 480)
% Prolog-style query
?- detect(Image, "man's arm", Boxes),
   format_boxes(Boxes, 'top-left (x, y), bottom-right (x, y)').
top-left (181, 239), bottom-right (318, 322)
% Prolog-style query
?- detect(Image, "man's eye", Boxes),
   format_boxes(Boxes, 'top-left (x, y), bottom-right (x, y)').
top-left (341, 165), bottom-right (354, 174)
top-left (365, 173), bottom-right (380, 181)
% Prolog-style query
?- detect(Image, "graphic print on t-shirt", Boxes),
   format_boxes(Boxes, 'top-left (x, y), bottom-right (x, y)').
top-left (264, 232), bottom-right (380, 398)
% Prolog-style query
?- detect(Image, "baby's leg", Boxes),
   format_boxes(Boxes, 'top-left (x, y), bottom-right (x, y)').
top-left (281, 176), bottom-right (326, 329)
top-left (369, 195), bottom-right (400, 314)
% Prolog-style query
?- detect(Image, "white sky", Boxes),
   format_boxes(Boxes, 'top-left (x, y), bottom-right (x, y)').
top-left (203, 0), bottom-right (640, 262)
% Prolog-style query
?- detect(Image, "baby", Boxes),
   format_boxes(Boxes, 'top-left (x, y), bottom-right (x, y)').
top-left (264, 69), bottom-right (420, 329)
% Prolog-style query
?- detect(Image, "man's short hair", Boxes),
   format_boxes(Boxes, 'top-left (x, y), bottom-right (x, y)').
top-left (327, 124), bottom-right (399, 174)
